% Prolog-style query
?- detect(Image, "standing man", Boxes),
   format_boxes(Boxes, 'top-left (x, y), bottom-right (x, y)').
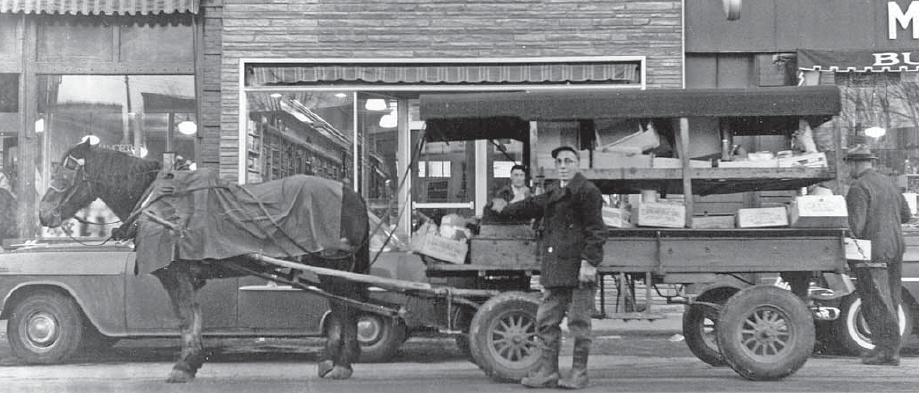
top-left (845, 144), bottom-right (912, 366)
top-left (491, 146), bottom-right (605, 389)
top-left (495, 164), bottom-right (532, 203)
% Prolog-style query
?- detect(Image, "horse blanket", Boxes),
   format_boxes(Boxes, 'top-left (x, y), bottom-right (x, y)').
top-left (135, 169), bottom-right (357, 275)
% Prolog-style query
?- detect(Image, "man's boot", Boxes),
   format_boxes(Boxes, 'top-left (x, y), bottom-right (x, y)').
top-left (520, 346), bottom-right (559, 388)
top-left (558, 345), bottom-right (589, 389)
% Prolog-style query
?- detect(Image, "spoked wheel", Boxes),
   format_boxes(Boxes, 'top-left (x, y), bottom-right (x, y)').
top-left (716, 286), bottom-right (815, 381)
top-left (468, 291), bottom-right (541, 382)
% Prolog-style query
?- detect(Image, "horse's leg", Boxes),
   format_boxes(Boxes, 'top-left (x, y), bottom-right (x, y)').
top-left (318, 276), bottom-right (363, 380)
top-left (155, 263), bottom-right (205, 383)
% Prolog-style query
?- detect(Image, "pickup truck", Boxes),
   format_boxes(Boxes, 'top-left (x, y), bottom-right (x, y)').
top-left (0, 220), bottom-right (428, 365)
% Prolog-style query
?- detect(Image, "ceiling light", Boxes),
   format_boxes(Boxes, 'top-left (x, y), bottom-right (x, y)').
top-left (865, 126), bottom-right (886, 139)
top-left (379, 112), bottom-right (397, 128)
top-left (269, 93), bottom-right (282, 99)
top-left (335, 92), bottom-right (347, 98)
top-left (365, 99), bottom-right (387, 111)
top-left (81, 135), bottom-right (100, 145)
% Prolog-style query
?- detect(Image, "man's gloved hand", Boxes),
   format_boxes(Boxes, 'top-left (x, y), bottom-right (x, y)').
top-left (578, 260), bottom-right (597, 284)
top-left (491, 198), bottom-right (508, 213)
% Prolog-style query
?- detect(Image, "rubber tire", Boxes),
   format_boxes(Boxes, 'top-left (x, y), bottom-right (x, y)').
top-left (683, 302), bottom-right (727, 367)
top-left (351, 313), bottom-right (407, 363)
top-left (7, 291), bottom-right (85, 364)
top-left (716, 286), bottom-right (815, 381)
top-left (834, 293), bottom-right (912, 356)
top-left (468, 291), bottom-right (541, 382)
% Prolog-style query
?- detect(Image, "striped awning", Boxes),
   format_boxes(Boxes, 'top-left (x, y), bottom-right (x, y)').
top-left (0, 0), bottom-right (198, 15)
top-left (248, 61), bottom-right (640, 86)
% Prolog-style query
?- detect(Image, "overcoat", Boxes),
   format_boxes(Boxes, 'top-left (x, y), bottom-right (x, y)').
top-left (501, 172), bottom-right (605, 288)
top-left (846, 168), bottom-right (912, 263)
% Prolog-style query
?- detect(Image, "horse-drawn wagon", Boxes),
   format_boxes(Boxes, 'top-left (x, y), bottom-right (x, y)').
top-left (32, 85), bottom-right (852, 384)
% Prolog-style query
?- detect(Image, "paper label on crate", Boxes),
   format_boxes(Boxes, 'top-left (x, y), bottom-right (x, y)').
top-left (795, 196), bottom-right (847, 216)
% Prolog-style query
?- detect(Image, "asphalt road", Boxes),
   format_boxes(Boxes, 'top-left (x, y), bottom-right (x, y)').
top-left (3, 318), bottom-right (919, 392)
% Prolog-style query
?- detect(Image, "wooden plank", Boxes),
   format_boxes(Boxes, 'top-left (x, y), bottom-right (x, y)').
top-left (658, 237), bottom-right (841, 273)
top-left (469, 238), bottom-right (538, 268)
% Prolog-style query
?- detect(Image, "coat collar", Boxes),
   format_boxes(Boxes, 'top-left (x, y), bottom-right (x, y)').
top-left (547, 172), bottom-right (588, 203)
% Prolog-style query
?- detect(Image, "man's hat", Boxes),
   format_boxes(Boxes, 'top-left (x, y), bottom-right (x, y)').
top-left (844, 144), bottom-right (878, 161)
top-left (551, 145), bottom-right (580, 160)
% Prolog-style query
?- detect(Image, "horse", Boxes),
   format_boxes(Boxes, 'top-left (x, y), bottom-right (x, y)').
top-left (38, 139), bottom-right (370, 383)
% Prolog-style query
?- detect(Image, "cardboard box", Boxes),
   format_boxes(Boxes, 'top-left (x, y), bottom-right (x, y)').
top-left (691, 214), bottom-right (735, 229)
top-left (717, 159), bottom-right (779, 168)
top-left (632, 202), bottom-right (686, 228)
top-left (778, 151), bottom-right (827, 168)
top-left (602, 206), bottom-right (634, 228)
top-left (788, 195), bottom-right (848, 228)
top-left (736, 207), bottom-right (789, 228)
top-left (411, 228), bottom-right (469, 264)
top-left (844, 238), bottom-right (872, 261)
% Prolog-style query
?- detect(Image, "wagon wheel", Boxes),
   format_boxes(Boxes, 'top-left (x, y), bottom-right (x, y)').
top-left (716, 286), bottom-right (815, 381)
top-left (468, 291), bottom-right (541, 382)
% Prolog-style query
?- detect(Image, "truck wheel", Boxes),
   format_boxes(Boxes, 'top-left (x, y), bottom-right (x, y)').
top-left (7, 291), bottom-right (85, 364)
top-left (683, 302), bottom-right (727, 367)
top-left (327, 313), bottom-right (407, 363)
top-left (468, 291), bottom-right (541, 382)
top-left (716, 286), bottom-right (814, 381)
top-left (834, 293), bottom-right (912, 356)
top-left (356, 313), bottom-right (407, 363)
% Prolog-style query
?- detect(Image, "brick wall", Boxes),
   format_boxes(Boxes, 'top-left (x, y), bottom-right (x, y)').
top-left (209, 0), bottom-right (684, 180)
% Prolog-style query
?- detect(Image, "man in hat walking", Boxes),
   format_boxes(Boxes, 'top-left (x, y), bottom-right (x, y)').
top-left (844, 144), bottom-right (912, 366)
top-left (490, 145), bottom-right (605, 389)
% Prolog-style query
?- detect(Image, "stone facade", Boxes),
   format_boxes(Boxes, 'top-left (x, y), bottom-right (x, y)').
top-left (204, 0), bottom-right (683, 180)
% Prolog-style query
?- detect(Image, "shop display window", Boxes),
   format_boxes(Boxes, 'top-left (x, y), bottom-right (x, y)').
top-left (36, 74), bottom-right (196, 238)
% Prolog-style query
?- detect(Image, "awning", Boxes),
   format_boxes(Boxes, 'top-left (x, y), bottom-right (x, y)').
top-left (420, 86), bottom-right (841, 121)
top-left (247, 61), bottom-right (640, 86)
top-left (797, 48), bottom-right (919, 72)
top-left (0, 0), bottom-right (199, 15)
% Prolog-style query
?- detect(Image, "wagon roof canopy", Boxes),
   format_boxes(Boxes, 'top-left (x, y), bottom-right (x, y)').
top-left (419, 85), bottom-right (841, 122)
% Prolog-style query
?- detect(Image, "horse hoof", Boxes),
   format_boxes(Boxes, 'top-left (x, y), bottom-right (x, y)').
top-left (327, 365), bottom-right (354, 380)
top-left (317, 360), bottom-right (334, 378)
top-left (165, 369), bottom-right (195, 383)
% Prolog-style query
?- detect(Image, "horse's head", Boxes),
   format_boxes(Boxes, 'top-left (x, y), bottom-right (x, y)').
top-left (39, 139), bottom-right (99, 228)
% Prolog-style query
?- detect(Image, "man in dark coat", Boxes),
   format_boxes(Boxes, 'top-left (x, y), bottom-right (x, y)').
top-left (491, 146), bottom-right (605, 389)
top-left (845, 144), bottom-right (912, 366)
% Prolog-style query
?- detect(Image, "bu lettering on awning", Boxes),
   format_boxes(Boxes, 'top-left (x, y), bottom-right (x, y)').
top-left (798, 48), bottom-right (919, 73)
top-left (0, 0), bottom-right (199, 15)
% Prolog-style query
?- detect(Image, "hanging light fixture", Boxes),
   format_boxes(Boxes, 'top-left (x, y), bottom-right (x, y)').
top-left (80, 135), bottom-right (100, 145)
top-left (365, 98), bottom-right (387, 111)
top-left (865, 126), bottom-right (886, 139)
top-left (177, 114), bottom-right (198, 136)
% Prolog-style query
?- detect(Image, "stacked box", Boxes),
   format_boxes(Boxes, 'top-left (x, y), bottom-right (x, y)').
top-left (788, 195), bottom-right (848, 227)
top-left (691, 214), bottom-right (735, 229)
top-left (602, 206), bottom-right (634, 228)
top-left (632, 202), bottom-right (686, 228)
top-left (736, 207), bottom-right (789, 228)
top-left (411, 226), bottom-right (469, 264)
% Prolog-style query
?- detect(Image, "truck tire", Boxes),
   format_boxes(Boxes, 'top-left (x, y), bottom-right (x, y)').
top-left (716, 286), bottom-right (814, 381)
top-left (683, 302), bottom-right (727, 367)
top-left (7, 291), bottom-right (85, 364)
top-left (834, 293), bottom-right (912, 356)
top-left (468, 291), bottom-right (541, 382)
top-left (327, 313), bottom-right (407, 363)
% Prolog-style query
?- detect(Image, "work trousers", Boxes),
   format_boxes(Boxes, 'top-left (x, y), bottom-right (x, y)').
top-left (851, 261), bottom-right (902, 354)
top-left (536, 286), bottom-right (596, 356)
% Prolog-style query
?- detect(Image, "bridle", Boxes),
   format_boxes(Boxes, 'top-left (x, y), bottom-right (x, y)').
top-left (46, 154), bottom-right (120, 227)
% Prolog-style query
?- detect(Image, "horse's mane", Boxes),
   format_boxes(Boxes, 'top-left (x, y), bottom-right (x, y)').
top-left (86, 146), bottom-right (162, 220)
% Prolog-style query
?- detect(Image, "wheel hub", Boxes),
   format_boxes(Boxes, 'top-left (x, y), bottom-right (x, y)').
top-left (26, 313), bottom-right (57, 346)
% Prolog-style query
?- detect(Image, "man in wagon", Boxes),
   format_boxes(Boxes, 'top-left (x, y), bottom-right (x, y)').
top-left (491, 145), bottom-right (605, 389)
top-left (845, 143), bottom-right (912, 366)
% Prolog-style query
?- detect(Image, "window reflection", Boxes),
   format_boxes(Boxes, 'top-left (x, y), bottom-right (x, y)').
top-left (37, 75), bottom-right (196, 238)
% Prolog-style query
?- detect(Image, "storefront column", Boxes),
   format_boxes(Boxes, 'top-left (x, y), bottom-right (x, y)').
top-left (19, 16), bottom-right (38, 238)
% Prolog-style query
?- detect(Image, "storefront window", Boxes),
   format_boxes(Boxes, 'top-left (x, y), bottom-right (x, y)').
top-left (37, 75), bottom-right (196, 237)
